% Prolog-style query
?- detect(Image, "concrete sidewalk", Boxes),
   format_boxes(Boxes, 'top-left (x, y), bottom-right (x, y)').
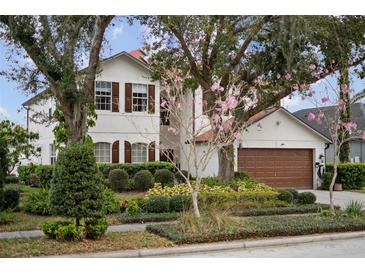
top-left (0, 222), bottom-right (166, 239)
top-left (54, 231), bottom-right (365, 258)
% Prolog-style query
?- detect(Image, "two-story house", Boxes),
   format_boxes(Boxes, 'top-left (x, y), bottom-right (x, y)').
top-left (23, 49), bottom-right (161, 165)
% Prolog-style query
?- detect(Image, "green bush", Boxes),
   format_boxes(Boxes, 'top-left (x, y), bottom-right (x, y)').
top-left (133, 170), bottom-right (154, 191)
top-left (108, 169), bottom-right (129, 192)
top-left (0, 210), bottom-right (15, 225)
top-left (297, 192), bottom-right (316, 204)
top-left (277, 190), bottom-right (294, 203)
top-left (35, 165), bottom-right (53, 189)
top-left (154, 169), bottom-right (174, 187)
top-left (102, 188), bottom-right (120, 214)
top-left (56, 223), bottom-right (84, 241)
top-left (321, 171), bottom-right (333, 190)
top-left (326, 163), bottom-right (365, 189)
top-left (17, 165), bottom-right (36, 184)
top-left (144, 196), bottom-right (170, 213)
top-left (345, 200), bottom-right (364, 217)
top-left (5, 175), bottom-right (19, 184)
top-left (201, 177), bottom-right (224, 187)
top-left (2, 188), bottom-right (20, 210)
top-left (125, 200), bottom-right (143, 216)
top-left (42, 221), bottom-right (73, 239)
top-left (97, 161), bottom-right (175, 179)
top-left (170, 195), bottom-right (192, 212)
top-left (84, 218), bottom-right (108, 240)
top-left (50, 143), bottom-right (105, 225)
top-left (282, 189), bottom-right (299, 200)
top-left (121, 212), bottom-right (179, 223)
top-left (23, 189), bottom-right (52, 215)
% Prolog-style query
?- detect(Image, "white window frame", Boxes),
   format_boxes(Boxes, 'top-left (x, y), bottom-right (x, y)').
top-left (95, 142), bottom-right (111, 163)
top-left (132, 83), bottom-right (148, 112)
top-left (95, 81), bottom-right (112, 111)
top-left (132, 143), bottom-right (148, 163)
top-left (49, 143), bottom-right (57, 164)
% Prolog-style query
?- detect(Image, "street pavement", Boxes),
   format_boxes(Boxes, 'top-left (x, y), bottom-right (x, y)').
top-left (163, 237), bottom-right (365, 258)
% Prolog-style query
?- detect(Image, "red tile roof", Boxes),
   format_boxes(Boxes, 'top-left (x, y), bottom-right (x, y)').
top-left (195, 107), bottom-right (278, 142)
top-left (128, 49), bottom-right (148, 64)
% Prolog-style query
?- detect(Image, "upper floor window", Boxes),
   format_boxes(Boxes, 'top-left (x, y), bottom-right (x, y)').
top-left (95, 142), bottom-right (111, 163)
top-left (132, 84), bottom-right (148, 112)
top-left (49, 144), bottom-right (57, 164)
top-left (132, 143), bottom-right (147, 163)
top-left (95, 81), bottom-right (112, 110)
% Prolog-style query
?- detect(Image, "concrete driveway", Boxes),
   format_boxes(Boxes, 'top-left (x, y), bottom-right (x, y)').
top-left (299, 190), bottom-right (365, 209)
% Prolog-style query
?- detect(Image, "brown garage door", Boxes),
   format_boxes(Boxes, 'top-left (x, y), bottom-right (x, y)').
top-left (237, 148), bottom-right (313, 189)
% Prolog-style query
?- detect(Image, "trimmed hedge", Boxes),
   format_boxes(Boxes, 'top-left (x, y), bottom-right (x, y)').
top-left (232, 204), bottom-right (331, 217)
top-left (147, 215), bottom-right (365, 244)
top-left (17, 164), bottom-right (53, 188)
top-left (98, 162), bottom-right (175, 179)
top-left (120, 212), bottom-right (179, 223)
top-left (325, 163), bottom-right (365, 190)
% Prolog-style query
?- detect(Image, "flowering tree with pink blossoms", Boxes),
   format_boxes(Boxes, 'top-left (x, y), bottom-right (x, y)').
top-left (302, 66), bottom-right (365, 210)
top-left (159, 70), bottom-right (248, 218)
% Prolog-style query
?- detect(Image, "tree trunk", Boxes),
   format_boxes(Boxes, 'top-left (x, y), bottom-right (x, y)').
top-left (218, 144), bottom-right (234, 182)
top-left (191, 190), bottom-right (200, 218)
top-left (62, 99), bottom-right (88, 144)
top-left (329, 162), bottom-right (338, 211)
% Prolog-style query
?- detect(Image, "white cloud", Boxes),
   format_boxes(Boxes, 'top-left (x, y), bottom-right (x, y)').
top-left (112, 25), bottom-right (123, 40)
top-left (0, 105), bottom-right (10, 119)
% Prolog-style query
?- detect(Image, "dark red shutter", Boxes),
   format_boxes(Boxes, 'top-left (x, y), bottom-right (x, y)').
top-left (148, 141), bottom-right (155, 162)
top-left (112, 140), bottom-right (119, 163)
top-left (125, 83), bottom-right (132, 113)
top-left (148, 85), bottom-right (155, 114)
top-left (124, 141), bottom-right (132, 163)
top-left (112, 82), bottom-right (119, 112)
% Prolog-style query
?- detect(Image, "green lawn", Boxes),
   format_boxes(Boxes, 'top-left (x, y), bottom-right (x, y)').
top-left (114, 191), bottom-right (146, 202)
top-left (350, 187), bottom-right (365, 193)
top-left (0, 231), bottom-right (173, 257)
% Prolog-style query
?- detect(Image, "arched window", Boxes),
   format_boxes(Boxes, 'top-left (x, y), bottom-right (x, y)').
top-left (95, 142), bottom-right (111, 163)
top-left (132, 143), bottom-right (147, 163)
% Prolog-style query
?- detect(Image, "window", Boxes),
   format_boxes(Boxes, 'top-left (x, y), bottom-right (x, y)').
top-left (132, 143), bottom-right (147, 163)
top-left (132, 84), bottom-right (148, 112)
top-left (95, 142), bottom-right (111, 163)
top-left (95, 81), bottom-right (112, 110)
top-left (49, 144), bottom-right (56, 164)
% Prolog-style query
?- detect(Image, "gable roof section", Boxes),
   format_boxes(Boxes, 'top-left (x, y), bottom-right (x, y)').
top-left (293, 103), bottom-right (365, 140)
top-left (195, 107), bottom-right (331, 143)
top-left (22, 48), bottom-right (149, 107)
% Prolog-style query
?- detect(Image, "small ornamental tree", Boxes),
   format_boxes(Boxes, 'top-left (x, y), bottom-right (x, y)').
top-left (301, 65), bottom-right (365, 210)
top-left (50, 142), bottom-right (105, 225)
top-left (0, 120), bottom-right (39, 174)
top-left (157, 70), bottom-right (250, 218)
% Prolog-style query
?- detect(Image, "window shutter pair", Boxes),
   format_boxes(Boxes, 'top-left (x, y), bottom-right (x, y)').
top-left (93, 81), bottom-right (119, 112)
top-left (124, 141), bottom-right (155, 163)
top-left (124, 83), bottom-right (155, 113)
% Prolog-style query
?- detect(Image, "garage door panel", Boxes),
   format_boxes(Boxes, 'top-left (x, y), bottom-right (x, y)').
top-left (237, 148), bottom-right (313, 189)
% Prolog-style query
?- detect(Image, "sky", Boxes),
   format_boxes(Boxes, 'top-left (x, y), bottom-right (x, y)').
top-left (0, 17), bottom-right (364, 126)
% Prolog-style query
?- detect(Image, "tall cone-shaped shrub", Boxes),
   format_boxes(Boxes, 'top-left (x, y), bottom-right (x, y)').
top-left (50, 142), bottom-right (105, 225)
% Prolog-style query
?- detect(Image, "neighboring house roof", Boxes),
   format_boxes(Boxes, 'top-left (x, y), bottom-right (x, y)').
top-left (22, 48), bottom-right (149, 107)
top-left (195, 107), bottom-right (332, 143)
top-left (293, 103), bottom-right (365, 140)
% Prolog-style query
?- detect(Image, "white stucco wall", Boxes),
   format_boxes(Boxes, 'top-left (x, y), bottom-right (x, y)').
top-left (24, 54), bottom-right (160, 164)
top-left (181, 108), bottom-right (328, 188)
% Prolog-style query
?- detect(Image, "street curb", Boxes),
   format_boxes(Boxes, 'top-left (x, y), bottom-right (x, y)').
top-left (54, 230), bottom-right (365, 257)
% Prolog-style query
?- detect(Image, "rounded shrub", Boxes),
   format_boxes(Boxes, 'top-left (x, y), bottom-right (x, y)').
top-left (108, 169), bottom-right (129, 192)
top-left (143, 196), bottom-right (170, 213)
top-left (29, 173), bottom-right (39, 187)
top-left (282, 188), bottom-right (299, 200)
top-left (170, 195), bottom-right (192, 212)
top-left (55, 223), bottom-right (84, 241)
top-left (234, 171), bottom-right (249, 180)
top-left (84, 218), bottom-right (108, 240)
top-left (154, 169), bottom-right (174, 187)
top-left (133, 170), bottom-right (153, 191)
top-left (298, 192), bottom-right (316, 204)
top-left (278, 190), bottom-right (294, 203)
top-left (50, 142), bottom-right (105, 225)
top-left (102, 188), bottom-right (120, 214)
top-left (42, 221), bottom-right (73, 239)
top-left (3, 188), bottom-right (20, 210)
